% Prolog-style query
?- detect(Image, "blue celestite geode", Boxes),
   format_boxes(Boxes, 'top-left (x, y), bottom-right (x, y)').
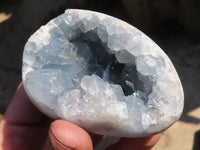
top-left (22, 9), bottom-right (184, 137)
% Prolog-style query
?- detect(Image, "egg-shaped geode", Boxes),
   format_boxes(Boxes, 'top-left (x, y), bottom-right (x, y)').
top-left (22, 9), bottom-right (184, 137)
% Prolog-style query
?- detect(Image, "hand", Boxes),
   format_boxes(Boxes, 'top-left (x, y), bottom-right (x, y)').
top-left (0, 83), bottom-right (161, 150)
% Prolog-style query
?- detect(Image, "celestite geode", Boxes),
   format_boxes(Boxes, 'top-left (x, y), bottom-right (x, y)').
top-left (22, 9), bottom-right (184, 137)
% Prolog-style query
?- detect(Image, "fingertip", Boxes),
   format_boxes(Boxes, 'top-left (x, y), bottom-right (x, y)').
top-left (49, 120), bottom-right (93, 150)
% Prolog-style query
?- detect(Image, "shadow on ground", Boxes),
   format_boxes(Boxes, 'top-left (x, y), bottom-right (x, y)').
top-left (193, 130), bottom-right (200, 150)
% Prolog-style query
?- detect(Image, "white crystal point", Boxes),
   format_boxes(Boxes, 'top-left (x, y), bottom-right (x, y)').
top-left (22, 9), bottom-right (184, 137)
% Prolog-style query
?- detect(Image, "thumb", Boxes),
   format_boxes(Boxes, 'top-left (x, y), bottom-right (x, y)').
top-left (49, 120), bottom-right (93, 150)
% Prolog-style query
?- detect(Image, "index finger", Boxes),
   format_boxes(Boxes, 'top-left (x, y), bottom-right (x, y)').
top-left (0, 83), bottom-right (50, 150)
top-left (4, 82), bottom-right (45, 125)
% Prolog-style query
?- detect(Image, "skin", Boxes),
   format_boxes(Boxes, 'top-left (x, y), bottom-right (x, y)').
top-left (0, 83), bottom-right (161, 150)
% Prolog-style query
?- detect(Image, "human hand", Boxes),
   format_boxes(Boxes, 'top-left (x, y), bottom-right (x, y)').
top-left (0, 83), bottom-right (161, 150)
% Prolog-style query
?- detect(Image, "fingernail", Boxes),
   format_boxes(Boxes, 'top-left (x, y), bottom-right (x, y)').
top-left (49, 131), bottom-right (74, 150)
top-left (17, 82), bottom-right (23, 91)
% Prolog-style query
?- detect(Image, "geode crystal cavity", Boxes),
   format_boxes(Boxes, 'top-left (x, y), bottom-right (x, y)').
top-left (22, 9), bottom-right (184, 137)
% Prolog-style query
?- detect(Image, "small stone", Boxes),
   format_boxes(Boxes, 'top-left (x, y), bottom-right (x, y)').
top-left (22, 9), bottom-right (184, 137)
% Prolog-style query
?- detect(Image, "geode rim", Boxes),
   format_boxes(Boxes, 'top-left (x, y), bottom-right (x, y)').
top-left (22, 9), bottom-right (184, 137)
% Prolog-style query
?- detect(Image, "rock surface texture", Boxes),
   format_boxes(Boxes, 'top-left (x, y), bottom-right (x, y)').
top-left (22, 9), bottom-right (184, 137)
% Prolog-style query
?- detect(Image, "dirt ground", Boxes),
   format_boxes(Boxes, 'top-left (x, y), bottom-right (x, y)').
top-left (0, 1), bottom-right (200, 149)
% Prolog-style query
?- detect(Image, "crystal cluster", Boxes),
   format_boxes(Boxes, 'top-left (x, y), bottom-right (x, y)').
top-left (22, 9), bottom-right (184, 137)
